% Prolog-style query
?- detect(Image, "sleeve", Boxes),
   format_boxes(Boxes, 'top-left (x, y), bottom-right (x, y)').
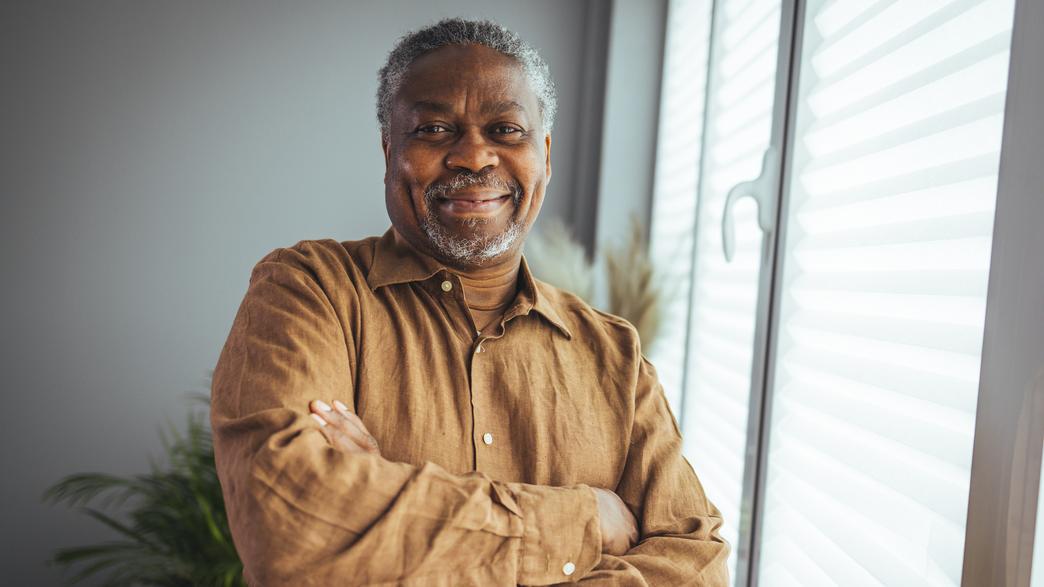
top-left (210, 246), bottom-right (602, 586)
top-left (564, 356), bottom-right (730, 586)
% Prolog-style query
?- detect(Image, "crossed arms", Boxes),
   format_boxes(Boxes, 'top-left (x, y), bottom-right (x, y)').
top-left (210, 253), bottom-right (729, 585)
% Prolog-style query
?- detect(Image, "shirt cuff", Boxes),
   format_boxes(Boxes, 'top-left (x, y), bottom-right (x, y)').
top-left (514, 483), bottom-right (602, 584)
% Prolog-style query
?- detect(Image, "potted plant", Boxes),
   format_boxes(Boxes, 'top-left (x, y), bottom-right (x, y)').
top-left (42, 394), bottom-right (244, 586)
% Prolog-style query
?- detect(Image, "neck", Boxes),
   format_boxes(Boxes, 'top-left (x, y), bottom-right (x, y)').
top-left (392, 227), bottom-right (523, 332)
top-left (455, 253), bottom-right (521, 311)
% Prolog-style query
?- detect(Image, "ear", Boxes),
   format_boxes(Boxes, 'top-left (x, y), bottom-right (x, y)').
top-left (544, 133), bottom-right (552, 182)
top-left (381, 134), bottom-right (391, 181)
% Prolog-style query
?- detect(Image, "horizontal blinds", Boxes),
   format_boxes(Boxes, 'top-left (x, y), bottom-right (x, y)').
top-left (758, 0), bottom-right (1016, 585)
top-left (678, 0), bottom-right (783, 583)
top-left (649, 2), bottom-right (784, 583)
top-left (648, 0), bottom-right (714, 414)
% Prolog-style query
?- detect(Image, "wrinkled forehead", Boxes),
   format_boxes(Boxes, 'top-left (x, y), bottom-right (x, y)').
top-left (392, 44), bottom-right (540, 123)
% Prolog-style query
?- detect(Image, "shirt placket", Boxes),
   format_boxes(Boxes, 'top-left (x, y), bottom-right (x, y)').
top-left (468, 302), bottom-right (531, 476)
top-left (429, 271), bottom-right (501, 473)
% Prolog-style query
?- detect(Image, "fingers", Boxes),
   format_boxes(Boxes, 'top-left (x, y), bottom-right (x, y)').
top-left (619, 494), bottom-right (639, 546)
top-left (311, 414), bottom-right (362, 452)
top-left (328, 400), bottom-right (379, 449)
top-left (331, 400), bottom-right (374, 435)
top-left (594, 487), bottom-right (640, 555)
top-left (310, 400), bottom-right (375, 454)
top-left (309, 399), bottom-right (381, 455)
top-left (627, 516), bottom-right (640, 547)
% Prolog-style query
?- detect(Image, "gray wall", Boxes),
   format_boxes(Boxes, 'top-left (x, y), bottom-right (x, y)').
top-left (0, 1), bottom-right (609, 583)
top-left (593, 0), bottom-right (666, 249)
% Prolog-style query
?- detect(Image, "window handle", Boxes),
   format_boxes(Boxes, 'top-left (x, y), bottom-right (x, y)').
top-left (721, 146), bottom-right (779, 262)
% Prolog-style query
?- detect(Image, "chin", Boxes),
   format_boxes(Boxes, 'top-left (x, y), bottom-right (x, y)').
top-left (420, 217), bottom-right (525, 267)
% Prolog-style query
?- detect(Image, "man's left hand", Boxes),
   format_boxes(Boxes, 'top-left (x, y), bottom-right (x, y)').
top-left (309, 399), bottom-right (381, 456)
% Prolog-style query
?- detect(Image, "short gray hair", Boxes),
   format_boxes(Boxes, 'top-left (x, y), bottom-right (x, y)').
top-left (376, 18), bottom-right (557, 136)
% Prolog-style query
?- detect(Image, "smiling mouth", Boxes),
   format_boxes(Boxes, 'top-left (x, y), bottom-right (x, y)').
top-left (437, 193), bottom-right (513, 214)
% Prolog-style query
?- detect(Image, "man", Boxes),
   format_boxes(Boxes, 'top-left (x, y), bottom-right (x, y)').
top-left (211, 18), bottom-right (729, 586)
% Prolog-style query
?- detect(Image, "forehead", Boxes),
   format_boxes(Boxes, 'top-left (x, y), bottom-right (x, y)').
top-left (395, 44), bottom-right (539, 114)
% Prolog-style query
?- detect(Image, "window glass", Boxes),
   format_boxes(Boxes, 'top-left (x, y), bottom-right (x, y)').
top-left (650, 0), bottom-right (783, 582)
top-left (757, 1), bottom-right (1016, 584)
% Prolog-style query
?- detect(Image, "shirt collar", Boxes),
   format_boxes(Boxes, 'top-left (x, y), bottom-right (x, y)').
top-left (515, 255), bottom-right (573, 340)
top-left (366, 227), bottom-right (446, 289)
top-left (366, 226), bottom-right (573, 340)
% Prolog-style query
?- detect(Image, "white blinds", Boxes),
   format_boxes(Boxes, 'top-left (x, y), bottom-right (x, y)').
top-left (650, 1), bottom-right (783, 584)
top-left (757, 0), bottom-right (1016, 585)
top-left (681, 2), bottom-right (781, 582)
top-left (648, 0), bottom-right (714, 413)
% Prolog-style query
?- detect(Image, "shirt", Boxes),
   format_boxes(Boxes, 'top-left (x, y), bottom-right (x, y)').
top-left (210, 226), bottom-right (730, 586)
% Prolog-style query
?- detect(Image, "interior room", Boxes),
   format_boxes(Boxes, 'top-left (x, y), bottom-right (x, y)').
top-left (2, 0), bottom-right (1041, 585)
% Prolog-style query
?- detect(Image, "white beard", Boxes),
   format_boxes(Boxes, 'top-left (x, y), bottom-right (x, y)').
top-left (420, 171), bottom-right (525, 265)
top-left (419, 215), bottom-right (523, 265)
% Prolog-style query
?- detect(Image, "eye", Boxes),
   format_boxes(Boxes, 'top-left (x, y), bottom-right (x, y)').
top-left (416, 124), bottom-right (451, 135)
top-left (492, 125), bottom-right (523, 135)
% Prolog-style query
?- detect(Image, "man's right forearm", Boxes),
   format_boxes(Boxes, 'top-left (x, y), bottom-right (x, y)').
top-left (214, 406), bottom-right (602, 586)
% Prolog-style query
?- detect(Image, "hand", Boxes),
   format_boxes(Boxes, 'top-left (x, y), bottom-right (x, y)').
top-left (309, 399), bottom-right (381, 456)
top-left (593, 487), bottom-right (639, 555)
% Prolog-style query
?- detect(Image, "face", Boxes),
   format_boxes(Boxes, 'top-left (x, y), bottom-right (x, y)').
top-left (382, 44), bottom-right (552, 269)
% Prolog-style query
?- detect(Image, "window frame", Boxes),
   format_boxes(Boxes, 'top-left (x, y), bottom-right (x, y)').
top-left (732, 0), bottom-right (801, 584)
top-left (959, 0), bottom-right (1044, 583)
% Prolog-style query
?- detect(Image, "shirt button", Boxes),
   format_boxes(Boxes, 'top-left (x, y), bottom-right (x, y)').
top-left (440, 280), bottom-right (453, 292)
top-left (482, 432), bottom-right (494, 445)
top-left (563, 561), bottom-right (576, 576)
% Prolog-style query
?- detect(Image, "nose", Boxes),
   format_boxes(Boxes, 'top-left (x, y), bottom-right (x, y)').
top-left (445, 128), bottom-right (498, 174)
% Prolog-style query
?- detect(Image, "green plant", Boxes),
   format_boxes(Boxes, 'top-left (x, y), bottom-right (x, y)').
top-left (41, 393), bottom-right (244, 587)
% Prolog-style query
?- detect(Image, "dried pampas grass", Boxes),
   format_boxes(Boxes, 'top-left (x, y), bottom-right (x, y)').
top-left (524, 216), bottom-right (664, 352)
top-left (524, 219), bottom-right (597, 304)
top-left (604, 218), bottom-right (663, 353)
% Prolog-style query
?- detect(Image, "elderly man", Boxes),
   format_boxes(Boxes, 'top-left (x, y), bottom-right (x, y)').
top-left (211, 18), bottom-right (729, 586)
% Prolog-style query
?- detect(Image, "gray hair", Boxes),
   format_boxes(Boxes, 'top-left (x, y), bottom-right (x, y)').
top-left (376, 18), bottom-right (557, 136)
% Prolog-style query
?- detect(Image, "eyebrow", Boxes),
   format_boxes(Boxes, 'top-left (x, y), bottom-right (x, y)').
top-left (409, 100), bottom-right (529, 117)
top-left (410, 100), bottom-right (454, 114)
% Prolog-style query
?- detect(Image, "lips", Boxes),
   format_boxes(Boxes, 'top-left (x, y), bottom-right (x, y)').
top-left (437, 193), bottom-right (512, 214)
top-left (424, 173), bottom-right (520, 218)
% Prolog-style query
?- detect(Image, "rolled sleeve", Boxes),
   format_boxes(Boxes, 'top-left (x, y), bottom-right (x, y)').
top-left (512, 483), bottom-right (602, 584)
top-left (570, 354), bottom-right (731, 586)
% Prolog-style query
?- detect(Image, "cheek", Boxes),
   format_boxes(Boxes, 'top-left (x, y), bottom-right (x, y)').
top-left (520, 159), bottom-right (549, 207)
top-left (386, 157), bottom-right (426, 203)
top-left (523, 181), bottom-right (546, 219)
top-left (393, 147), bottom-right (444, 192)
top-left (385, 151), bottom-right (432, 226)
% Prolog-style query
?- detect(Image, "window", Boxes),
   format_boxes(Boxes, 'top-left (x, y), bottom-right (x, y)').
top-left (758, 1), bottom-right (1014, 584)
top-left (647, 0), bottom-right (1023, 584)
top-left (650, 1), bottom-right (782, 580)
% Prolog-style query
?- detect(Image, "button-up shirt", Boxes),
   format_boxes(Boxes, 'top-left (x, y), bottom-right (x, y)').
top-left (210, 227), bottom-right (730, 586)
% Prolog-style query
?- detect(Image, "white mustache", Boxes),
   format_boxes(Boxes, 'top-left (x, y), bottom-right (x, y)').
top-left (424, 173), bottom-right (521, 202)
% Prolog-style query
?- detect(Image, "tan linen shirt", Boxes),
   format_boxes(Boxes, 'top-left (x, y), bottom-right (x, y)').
top-left (211, 227), bottom-right (729, 586)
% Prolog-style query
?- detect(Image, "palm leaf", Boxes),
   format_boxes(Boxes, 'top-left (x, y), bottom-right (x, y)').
top-left (42, 394), bottom-right (245, 586)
